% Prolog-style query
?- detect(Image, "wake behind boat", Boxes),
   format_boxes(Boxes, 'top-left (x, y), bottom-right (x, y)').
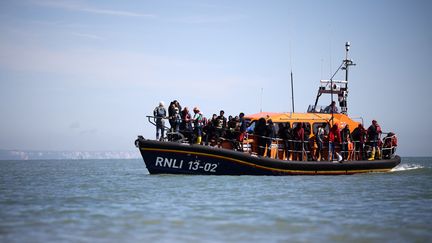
top-left (135, 42), bottom-right (400, 175)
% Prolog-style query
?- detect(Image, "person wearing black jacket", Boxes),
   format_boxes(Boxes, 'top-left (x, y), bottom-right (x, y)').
top-left (266, 120), bottom-right (276, 158)
top-left (254, 118), bottom-right (267, 156)
top-left (278, 123), bottom-right (292, 160)
top-left (341, 124), bottom-right (353, 160)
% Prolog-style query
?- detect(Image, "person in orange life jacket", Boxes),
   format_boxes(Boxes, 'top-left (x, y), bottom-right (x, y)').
top-left (153, 101), bottom-right (167, 141)
top-left (367, 120), bottom-right (382, 160)
top-left (265, 119), bottom-right (276, 158)
top-left (192, 107), bottom-right (204, 144)
top-left (293, 122), bottom-right (304, 161)
top-left (329, 123), bottom-right (341, 161)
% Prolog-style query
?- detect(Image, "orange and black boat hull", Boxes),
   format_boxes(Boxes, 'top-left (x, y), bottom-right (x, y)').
top-left (135, 138), bottom-right (401, 176)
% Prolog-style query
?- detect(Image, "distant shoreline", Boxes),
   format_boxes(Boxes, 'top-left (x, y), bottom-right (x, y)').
top-left (0, 150), bottom-right (140, 160)
top-left (1, 149), bottom-right (430, 160)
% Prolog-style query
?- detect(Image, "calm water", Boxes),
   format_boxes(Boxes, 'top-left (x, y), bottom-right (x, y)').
top-left (1, 157), bottom-right (431, 243)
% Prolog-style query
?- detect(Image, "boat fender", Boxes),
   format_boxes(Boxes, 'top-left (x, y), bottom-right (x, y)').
top-left (337, 152), bottom-right (343, 162)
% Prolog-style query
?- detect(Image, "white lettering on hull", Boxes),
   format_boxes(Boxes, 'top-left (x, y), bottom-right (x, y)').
top-left (155, 157), bottom-right (164, 166)
top-left (154, 156), bottom-right (218, 173)
top-left (155, 157), bottom-right (184, 169)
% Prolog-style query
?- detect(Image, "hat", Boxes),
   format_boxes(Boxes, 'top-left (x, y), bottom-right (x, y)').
top-left (159, 101), bottom-right (164, 107)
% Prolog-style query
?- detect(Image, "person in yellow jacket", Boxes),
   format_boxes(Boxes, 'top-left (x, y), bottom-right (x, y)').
top-left (193, 107), bottom-right (204, 144)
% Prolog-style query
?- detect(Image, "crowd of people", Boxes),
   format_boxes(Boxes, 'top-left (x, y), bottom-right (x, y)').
top-left (153, 100), bottom-right (247, 150)
top-left (152, 100), bottom-right (397, 161)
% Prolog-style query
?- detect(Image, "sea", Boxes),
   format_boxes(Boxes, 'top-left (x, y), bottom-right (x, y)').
top-left (1, 157), bottom-right (431, 243)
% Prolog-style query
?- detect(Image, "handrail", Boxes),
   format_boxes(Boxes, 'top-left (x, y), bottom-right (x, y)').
top-left (320, 79), bottom-right (348, 84)
top-left (145, 114), bottom-right (397, 160)
top-left (146, 115), bottom-right (188, 142)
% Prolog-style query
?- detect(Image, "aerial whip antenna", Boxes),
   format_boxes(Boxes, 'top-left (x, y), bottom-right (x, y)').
top-left (260, 88), bottom-right (263, 113)
top-left (290, 41), bottom-right (295, 113)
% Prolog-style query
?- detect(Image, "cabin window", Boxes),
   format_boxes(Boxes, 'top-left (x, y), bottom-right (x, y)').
top-left (313, 122), bottom-right (330, 135)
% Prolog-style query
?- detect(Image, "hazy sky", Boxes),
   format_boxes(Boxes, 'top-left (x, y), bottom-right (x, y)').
top-left (0, 0), bottom-right (431, 156)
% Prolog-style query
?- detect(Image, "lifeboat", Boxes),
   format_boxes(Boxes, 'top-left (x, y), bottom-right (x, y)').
top-left (135, 42), bottom-right (400, 175)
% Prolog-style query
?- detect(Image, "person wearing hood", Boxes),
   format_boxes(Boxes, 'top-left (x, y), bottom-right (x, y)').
top-left (265, 119), bottom-right (276, 158)
top-left (254, 117), bottom-right (267, 156)
top-left (367, 120), bottom-right (382, 160)
top-left (329, 123), bottom-right (341, 161)
top-left (168, 100), bottom-right (182, 135)
top-left (153, 101), bottom-right (167, 141)
top-left (324, 101), bottom-right (339, 114)
top-left (341, 124), bottom-right (353, 160)
top-left (352, 123), bottom-right (367, 160)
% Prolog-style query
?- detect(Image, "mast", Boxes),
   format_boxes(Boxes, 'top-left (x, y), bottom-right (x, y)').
top-left (341, 41), bottom-right (356, 114)
top-left (291, 70), bottom-right (295, 113)
top-left (312, 42), bottom-right (356, 115)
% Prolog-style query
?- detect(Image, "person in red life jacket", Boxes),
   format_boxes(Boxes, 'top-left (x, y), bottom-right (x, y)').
top-left (293, 122), bottom-right (305, 161)
top-left (367, 120), bottom-right (382, 160)
top-left (329, 123), bottom-right (342, 161)
top-left (382, 132), bottom-right (397, 159)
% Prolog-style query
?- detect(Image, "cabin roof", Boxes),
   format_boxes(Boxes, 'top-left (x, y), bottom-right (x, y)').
top-left (245, 112), bottom-right (361, 130)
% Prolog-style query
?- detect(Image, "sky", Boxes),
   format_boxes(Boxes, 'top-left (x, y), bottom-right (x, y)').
top-left (0, 0), bottom-right (431, 156)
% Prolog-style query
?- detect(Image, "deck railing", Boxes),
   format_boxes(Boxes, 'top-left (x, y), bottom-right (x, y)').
top-left (145, 116), bottom-right (397, 161)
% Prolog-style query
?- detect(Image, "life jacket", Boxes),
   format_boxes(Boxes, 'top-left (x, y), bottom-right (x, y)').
top-left (193, 113), bottom-right (203, 128)
top-left (173, 107), bottom-right (182, 123)
top-left (392, 136), bottom-right (398, 146)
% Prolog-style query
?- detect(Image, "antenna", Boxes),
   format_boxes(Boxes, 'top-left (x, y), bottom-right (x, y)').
top-left (291, 70), bottom-right (295, 113)
top-left (290, 41), bottom-right (295, 113)
top-left (341, 41), bottom-right (356, 114)
top-left (260, 88), bottom-right (263, 113)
